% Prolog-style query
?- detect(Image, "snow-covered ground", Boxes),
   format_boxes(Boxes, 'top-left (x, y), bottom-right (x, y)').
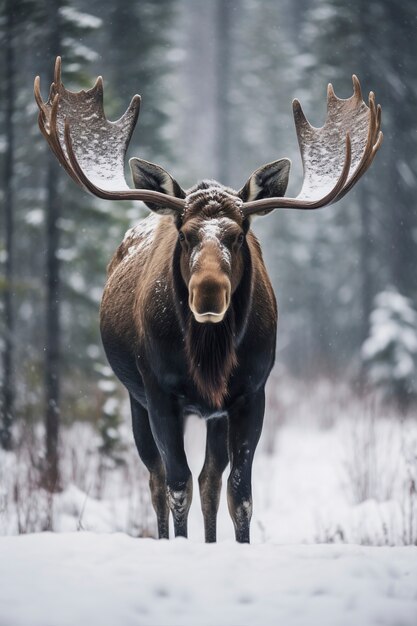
top-left (1, 385), bottom-right (417, 625)
top-left (1, 532), bottom-right (416, 626)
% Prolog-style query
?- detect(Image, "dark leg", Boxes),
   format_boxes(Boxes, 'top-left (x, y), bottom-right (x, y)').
top-left (198, 417), bottom-right (229, 542)
top-left (166, 475), bottom-right (193, 538)
top-left (130, 395), bottom-right (169, 539)
top-left (144, 380), bottom-right (192, 538)
top-left (227, 389), bottom-right (265, 543)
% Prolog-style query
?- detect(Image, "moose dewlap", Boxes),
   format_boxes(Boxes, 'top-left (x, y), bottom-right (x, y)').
top-left (34, 57), bottom-right (382, 543)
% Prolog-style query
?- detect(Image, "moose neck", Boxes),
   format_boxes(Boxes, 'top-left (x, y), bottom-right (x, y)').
top-left (172, 237), bottom-right (253, 409)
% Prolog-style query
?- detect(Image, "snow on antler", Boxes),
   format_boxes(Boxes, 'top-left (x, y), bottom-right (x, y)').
top-left (35, 57), bottom-right (140, 191)
top-left (295, 76), bottom-right (380, 201)
top-left (242, 75), bottom-right (382, 216)
top-left (34, 58), bottom-right (186, 212)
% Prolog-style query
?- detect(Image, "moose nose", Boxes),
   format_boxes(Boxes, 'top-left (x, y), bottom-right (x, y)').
top-left (189, 273), bottom-right (231, 323)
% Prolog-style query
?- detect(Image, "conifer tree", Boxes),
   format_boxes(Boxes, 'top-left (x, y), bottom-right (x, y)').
top-left (33, 0), bottom-right (101, 489)
top-left (362, 289), bottom-right (417, 411)
top-left (0, 0), bottom-right (37, 449)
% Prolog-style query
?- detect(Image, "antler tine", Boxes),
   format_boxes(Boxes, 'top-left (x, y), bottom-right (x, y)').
top-left (376, 103), bottom-right (382, 133)
top-left (34, 75), bottom-right (46, 118)
top-left (54, 55), bottom-right (62, 85)
top-left (34, 76), bottom-right (83, 186)
top-left (327, 82), bottom-right (337, 106)
top-left (352, 74), bottom-right (362, 101)
top-left (242, 76), bottom-right (382, 217)
top-left (292, 98), bottom-right (312, 135)
top-left (34, 57), bottom-right (186, 214)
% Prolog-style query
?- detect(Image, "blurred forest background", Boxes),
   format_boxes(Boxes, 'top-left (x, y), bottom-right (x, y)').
top-left (0, 0), bottom-right (417, 496)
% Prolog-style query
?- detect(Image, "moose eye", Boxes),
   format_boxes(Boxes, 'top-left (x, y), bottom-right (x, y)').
top-left (178, 231), bottom-right (185, 242)
top-left (237, 233), bottom-right (245, 245)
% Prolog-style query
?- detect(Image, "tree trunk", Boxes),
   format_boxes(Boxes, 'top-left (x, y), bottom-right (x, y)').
top-left (359, 185), bottom-right (373, 344)
top-left (383, 2), bottom-right (416, 297)
top-left (215, 0), bottom-right (232, 183)
top-left (44, 159), bottom-right (61, 491)
top-left (1, 0), bottom-right (16, 451)
top-left (354, 0), bottom-right (376, 376)
top-left (43, 0), bottom-right (62, 491)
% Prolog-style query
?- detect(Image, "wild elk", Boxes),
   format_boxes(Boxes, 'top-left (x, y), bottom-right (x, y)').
top-left (34, 58), bottom-right (382, 543)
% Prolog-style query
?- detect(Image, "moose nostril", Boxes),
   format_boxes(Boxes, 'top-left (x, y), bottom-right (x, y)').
top-left (224, 289), bottom-right (230, 309)
top-left (189, 289), bottom-right (198, 313)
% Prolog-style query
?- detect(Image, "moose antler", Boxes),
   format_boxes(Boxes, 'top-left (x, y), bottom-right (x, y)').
top-left (35, 60), bottom-right (381, 218)
top-left (241, 76), bottom-right (383, 217)
top-left (34, 57), bottom-right (186, 213)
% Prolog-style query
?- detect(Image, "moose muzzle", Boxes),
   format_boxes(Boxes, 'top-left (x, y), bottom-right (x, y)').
top-left (189, 273), bottom-right (231, 323)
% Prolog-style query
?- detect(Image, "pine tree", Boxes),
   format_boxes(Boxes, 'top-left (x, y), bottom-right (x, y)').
top-left (39, 0), bottom-right (180, 471)
top-left (0, 0), bottom-right (17, 449)
top-left (362, 289), bottom-right (417, 411)
top-left (31, 0), bottom-right (102, 490)
top-left (300, 0), bottom-right (417, 376)
top-left (0, 0), bottom-right (38, 449)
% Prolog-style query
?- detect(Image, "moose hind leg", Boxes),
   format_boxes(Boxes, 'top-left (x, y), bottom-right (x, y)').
top-left (130, 395), bottom-right (169, 539)
top-left (199, 417), bottom-right (229, 542)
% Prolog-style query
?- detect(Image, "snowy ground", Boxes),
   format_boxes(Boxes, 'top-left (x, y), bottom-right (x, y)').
top-left (1, 533), bottom-right (416, 626)
top-left (1, 385), bottom-right (417, 625)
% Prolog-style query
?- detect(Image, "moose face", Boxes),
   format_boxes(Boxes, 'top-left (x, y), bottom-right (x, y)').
top-left (126, 159), bottom-right (293, 326)
top-left (178, 210), bottom-right (246, 324)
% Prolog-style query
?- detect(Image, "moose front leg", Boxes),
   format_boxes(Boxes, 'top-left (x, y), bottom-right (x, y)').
top-left (227, 389), bottom-right (265, 543)
top-left (199, 417), bottom-right (229, 543)
top-left (166, 474), bottom-right (193, 538)
top-left (156, 428), bottom-right (192, 539)
top-left (145, 379), bottom-right (192, 538)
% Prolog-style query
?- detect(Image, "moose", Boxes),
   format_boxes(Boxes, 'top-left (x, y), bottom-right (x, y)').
top-left (34, 58), bottom-right (382, 543)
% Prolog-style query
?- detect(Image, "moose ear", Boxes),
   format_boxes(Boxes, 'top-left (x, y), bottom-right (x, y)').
top-left (129, 158), bottom-right (186, 212)
top-left (237, 158), bottom-right (291, 203)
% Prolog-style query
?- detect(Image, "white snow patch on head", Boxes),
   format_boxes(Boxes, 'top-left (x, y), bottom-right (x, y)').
top-left (200, 218), bottom-right (222, 240)
top-left (190, 218), bottom-right (233, 270)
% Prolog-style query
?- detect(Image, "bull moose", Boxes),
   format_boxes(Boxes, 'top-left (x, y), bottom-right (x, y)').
top-left (34, 58), bottom-right (382, 542)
